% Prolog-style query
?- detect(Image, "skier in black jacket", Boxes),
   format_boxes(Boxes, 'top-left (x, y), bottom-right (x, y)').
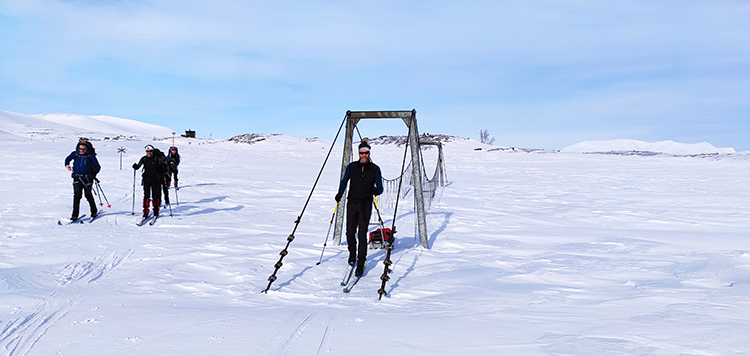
top-left (132, 145), bottom-right (168, 217)
top-left (161, 146), bottom-right (180, 205)
top-left (166, 146), bottom-right (180, 187)
top-left (335, 141), bottom-right (384, 277)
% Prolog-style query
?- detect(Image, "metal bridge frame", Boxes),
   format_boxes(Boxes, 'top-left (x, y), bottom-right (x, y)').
top-left (333, 110), bottom-right (430, 249)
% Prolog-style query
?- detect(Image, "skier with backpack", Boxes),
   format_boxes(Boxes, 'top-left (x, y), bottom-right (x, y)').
top-left (64, 140), bottom-right (100, 221)
top-left (76, 137), bottom-right (96, 155)
top-left (166, 146), bottom-right (180, 188)
top-left (132, 145), bottom-right (168, 217)
top-left (160, 146), bottom-right (180, 206)
top-left (335, 141), bottom-right (384, 277)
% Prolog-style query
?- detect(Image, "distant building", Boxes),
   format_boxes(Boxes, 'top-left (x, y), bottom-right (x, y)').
top-left (182, 130), bottom-right (196, 138)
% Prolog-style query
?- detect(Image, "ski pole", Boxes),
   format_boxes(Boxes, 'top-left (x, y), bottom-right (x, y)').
top-left (373, 197), bottom-right (389, 233)
top-left (162, 180), bottom-right (169, 209)
top-left (372, 197), bottom-right (390, 243)
top-left (131, 169), bottom-right (136, 215)
top-left (78, 175), bottom-right (102, 206)
top-left (93, 178), bottom-right (101, 204)
top-left (373, 197), bottom-right (395, 300)
top-left (95, 179), bottom-right (111, 208)
top-left (90, 177), bottom-right (103, 206)
top-left (316, 202), bottom-right (338, 265)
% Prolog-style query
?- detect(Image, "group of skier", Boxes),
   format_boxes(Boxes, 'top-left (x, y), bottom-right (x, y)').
top-left (132, 145), bottom-right (180, 218)
top-left (64, 139), bottom-right (181, 221)
top-left (65, 138), bottom-right (384, 278)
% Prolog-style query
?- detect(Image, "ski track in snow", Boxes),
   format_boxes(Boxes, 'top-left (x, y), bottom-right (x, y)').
top-left (0, 296), bottom-right (81, 356)
top-left (0, 250), bottom-right (132, 356)
top-left (54, 250), bottom-right (133, 286)
top-left (258, 312), bottom-right (338, 356)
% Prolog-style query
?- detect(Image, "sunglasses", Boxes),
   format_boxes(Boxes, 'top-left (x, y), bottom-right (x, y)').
top-left (359, 151), bottom-right (370, 155)
top-left (78, 147), bottom-right (87, 151)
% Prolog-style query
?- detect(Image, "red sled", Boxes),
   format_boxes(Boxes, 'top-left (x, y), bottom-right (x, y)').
top-left (369, 228), bottom-right (394, 249)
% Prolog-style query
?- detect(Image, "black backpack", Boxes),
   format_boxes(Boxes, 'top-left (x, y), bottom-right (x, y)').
top-left (75, 140), bottom-right (96, 155)
top-left (152, 148), bottom-right (167, 164)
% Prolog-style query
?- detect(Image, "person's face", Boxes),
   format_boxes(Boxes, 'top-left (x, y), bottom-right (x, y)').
top-left (359, 150), bottom-right (369, 162)
top-left (146, 150), bottom-right (153, 156)
top-left (78, 146), bottom-right (87, 153)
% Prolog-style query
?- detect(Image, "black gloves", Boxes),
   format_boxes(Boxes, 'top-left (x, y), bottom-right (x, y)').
top-left (335, 192), bottom-right (343, 202)
top-left (132, 163), bottom-right (138, 169)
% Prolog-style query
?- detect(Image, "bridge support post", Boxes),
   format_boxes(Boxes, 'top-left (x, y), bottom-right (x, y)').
top-left (332, 110), bottom-right (430, 249)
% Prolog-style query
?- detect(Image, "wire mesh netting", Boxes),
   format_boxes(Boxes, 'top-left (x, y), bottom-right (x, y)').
top-left (371, 140), bottom-right (446, 233)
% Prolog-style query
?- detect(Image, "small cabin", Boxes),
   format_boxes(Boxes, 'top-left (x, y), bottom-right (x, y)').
top-left (182, 130), bottom-right (196, 138)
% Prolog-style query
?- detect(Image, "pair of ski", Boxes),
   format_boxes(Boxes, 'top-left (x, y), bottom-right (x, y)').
top-left (340, 262), bottom-right (366, 293)
top-left (58, 213), bottom-right (104, 225)
top-left (137, 214), bottom-right (160, 226)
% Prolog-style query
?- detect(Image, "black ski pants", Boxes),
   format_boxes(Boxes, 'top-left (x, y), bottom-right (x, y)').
top-left (346, 198), bottom-right (372, 264)
top-left (141, 176), bottom-right (163, 214)
top-left (72, 179), bottom-right (96, 218)
top-left (169, 167), bottom-right (178, 182)
top-left (161, 176), bottom-right (170, 205)
top-left (142, 176), bottom-right (162, 200)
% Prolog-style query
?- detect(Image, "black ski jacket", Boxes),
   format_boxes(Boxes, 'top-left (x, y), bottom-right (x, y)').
top-left (134, 153), bottom-right (168, 180)
top-left (338, 160), bottom-right (384, 201)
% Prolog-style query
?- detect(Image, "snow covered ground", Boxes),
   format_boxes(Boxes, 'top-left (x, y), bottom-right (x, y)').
top-left (1, 111), bottom-right (749, 355)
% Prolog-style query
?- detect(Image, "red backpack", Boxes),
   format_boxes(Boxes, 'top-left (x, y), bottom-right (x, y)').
top-left (369, 228), bottom-right (395, 249)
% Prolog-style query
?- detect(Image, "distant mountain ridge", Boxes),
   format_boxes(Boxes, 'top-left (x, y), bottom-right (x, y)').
top-left (0, 110), bottom-right (174, 140)
top-left (3, 109), bottom-right (739, 156)
top-left (562, 139), bottom-right (736, 155)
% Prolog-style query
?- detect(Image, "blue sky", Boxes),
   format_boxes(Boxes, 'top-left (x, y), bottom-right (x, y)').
top-left (1, 0), bottom-right (749, 150)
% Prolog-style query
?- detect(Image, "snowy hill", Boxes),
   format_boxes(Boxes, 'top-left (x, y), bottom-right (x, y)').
top-left (562, 139), bottom-right (736, 155)
top-left (0, 109), bottom-right (174, 140)
top-left (1, 118), bottom-right (749, 355)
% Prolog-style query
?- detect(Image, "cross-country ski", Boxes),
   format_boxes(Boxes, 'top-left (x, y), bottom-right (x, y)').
top-left (88, 212), bottom-right (103, 223)
top-left (342, 276), bottom-right (361, 293)
top-left (340, 264), bottom-right (355, 286)
top-left (58, 214), bottom-right (86, 225)
top-left (342, 261), bottom-right (367, 293)
top-left (137, 214), bottom-right (152, 226)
